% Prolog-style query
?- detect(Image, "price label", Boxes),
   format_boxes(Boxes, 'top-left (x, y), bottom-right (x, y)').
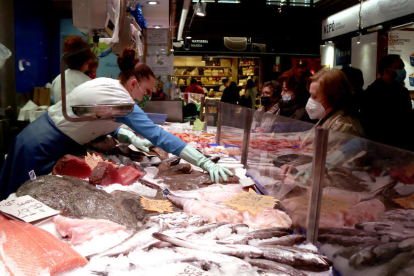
top-left (140, 196), bottom-right (173, 213)
top-left (192, 119), bottom-right (206, 131)
top-left (223, 188), bottom-right (278, 215)
top-left (0, 195), bottom-right (60, 223)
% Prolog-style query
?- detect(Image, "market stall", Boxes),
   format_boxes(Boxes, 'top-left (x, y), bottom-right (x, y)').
top-left (2, 102), bottom-right (414, 276)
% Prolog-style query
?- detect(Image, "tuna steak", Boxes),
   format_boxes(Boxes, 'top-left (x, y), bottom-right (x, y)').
top-left (118, 165), bottom-right (145, 185)
top-left (52, 154), bottom-right (92, 179)
top-left (89, 162), bottom-right (123, 185)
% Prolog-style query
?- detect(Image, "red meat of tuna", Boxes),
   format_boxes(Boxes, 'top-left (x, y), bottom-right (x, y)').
top-left (52, 154), bottom-right (92, 179)
top-left (118, 166), bottom-right (145, 186)
top-left (89, 162), bottom-right (123, 185)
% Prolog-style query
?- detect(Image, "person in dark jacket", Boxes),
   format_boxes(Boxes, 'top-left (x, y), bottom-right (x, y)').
top-left (360, 54), bottom-right (413, 151)
top-left (220, 81), bottom-right (239, 105)
top-left (277, 68), bottom-right (314, 122)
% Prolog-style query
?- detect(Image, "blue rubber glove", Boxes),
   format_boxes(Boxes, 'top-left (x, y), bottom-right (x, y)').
top-left (179, 145), bottom-right (233, 183)
top-left (117, 128), bottom-right (153, 152)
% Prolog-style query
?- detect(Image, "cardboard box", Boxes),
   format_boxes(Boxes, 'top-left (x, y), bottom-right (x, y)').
top-left (33, 87), bottom-right (51, 106)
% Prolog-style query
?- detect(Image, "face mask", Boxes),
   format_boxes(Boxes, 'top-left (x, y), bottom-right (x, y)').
top-left (261, 96), bottom-right (271, 107)
top-left (133, 82), bottom-right (151, 108)
top-left (306, 98), bottom-right (326, 119)
top-left (134, 94), bottom-right (150, 108)
top-left (395, 69), bottom-right (407, 83)
top-left (282, 94), bottom-right (291, 102)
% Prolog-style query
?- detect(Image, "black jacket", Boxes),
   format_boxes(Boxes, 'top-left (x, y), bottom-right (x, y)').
top-left (360, 78), bottom-right (413, 151)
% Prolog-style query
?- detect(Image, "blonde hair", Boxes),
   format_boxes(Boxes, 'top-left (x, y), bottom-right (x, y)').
top-left (308, 69), bottom-right (353, 111)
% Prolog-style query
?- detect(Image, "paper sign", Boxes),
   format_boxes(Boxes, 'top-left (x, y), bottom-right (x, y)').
top-left (223, 188), bottom-right (278, 215)
top-left (0, 195), bottom-right (60, 223)
top-left (239, 177), bottom-right (255, 188)
top-left (140, 196), bottom-right (173, 213)
top-left (29, 170), bottom-right (36, 180)
top-left (192, 119), bottom-right (205, 131)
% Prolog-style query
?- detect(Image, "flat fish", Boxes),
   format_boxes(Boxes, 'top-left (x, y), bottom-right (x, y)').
top-left (156, 172), bottom-right (240, 188)
top-left (157, 163), bottom-right (192, 176)
top-left (148, 146), bottom-right (170, 160)
top-left (0, 214), bottom-right (88, 275)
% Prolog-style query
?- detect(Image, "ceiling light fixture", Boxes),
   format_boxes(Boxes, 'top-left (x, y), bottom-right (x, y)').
top-left (146, 1), bottom-right (159, 5)
top-left (356, 32), bottom-right (362, 44)
top-left (154, 25), bottom-right (162, 29)
top-left (217, 0), bottom-right (240, 3)
top-left (186, 31), bottom-right (192, 39)
top-left (194, 2), bottom-right (207, 17)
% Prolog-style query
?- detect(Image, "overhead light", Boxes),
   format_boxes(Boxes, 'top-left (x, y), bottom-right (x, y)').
top-left (356, 32), bottom-right (362, 44)
top-left (160, 48), bottom-right (165, 50)
top-left (391, 22), bottom-right (414, 31)
top-left (367, 25), bottom-right (383, 32)
top-left (171, 48), bottom-right (175, 52)
top-left (153, 25), bottom-right (162, 29)
top-left (186, 31), bottom-right (192, 39)
top-left (146, 1), bottom-right (159, 5)
top-left (194, 2), bottom-right (206, 17)
top-left (218, 0), bottom-right (240, 3)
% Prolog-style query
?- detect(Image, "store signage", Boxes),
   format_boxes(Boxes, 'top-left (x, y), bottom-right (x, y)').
top-left (146, 29), bottom-right (169, 45)
top-left (388, 31), bottom-right (414, 90)
top-left (322, 0), bottom-right (414, 40)
top-left (190, 39), bottom-right (209, 48)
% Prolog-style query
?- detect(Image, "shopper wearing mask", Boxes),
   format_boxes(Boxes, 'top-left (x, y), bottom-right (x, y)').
top-left (51, 35), bottom-right (93, 104)
top-left (306, 68), bottom-right (365, 137)
top-left (0, 48), bottom-right (232, 199)
top-left (277, 68), bottom-right (313, 122)
top-left (280, 68), bottom-right (365, 181)
top-left (253, 80), bottom-right (282, 133)
top-left (360, 54), bottom-right (413, 151)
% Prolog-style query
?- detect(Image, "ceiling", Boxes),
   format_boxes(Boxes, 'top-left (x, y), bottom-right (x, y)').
top-left (51, 0), bottom-right (363, 53)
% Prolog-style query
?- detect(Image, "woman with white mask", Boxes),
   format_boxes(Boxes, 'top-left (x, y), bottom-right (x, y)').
top-left (306, 68), bottom-right (365, 137)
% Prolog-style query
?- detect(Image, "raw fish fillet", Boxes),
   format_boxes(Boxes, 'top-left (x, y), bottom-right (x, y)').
top-left (89, 162), bottom-right (123, 185)
top-left (184, 199), bottom-right (243, 224)
top-left (171, 184), bottom-right (243, 203)
top-left (344, 199), bottom-right (385, 226)
top-left (52, 154), bottom-right (92, 179)
top-left (53, 215), bottom-right (127, 245)
top-left (0, 214), bottom-right (88, 275)
top-left (241, 208), bottom-right (292, 230)
top-left (118, 165), bottom-right (144, 185)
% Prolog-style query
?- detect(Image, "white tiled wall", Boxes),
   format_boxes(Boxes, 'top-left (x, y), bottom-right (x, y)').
top-left (351, 32), bottom-right (378, 89)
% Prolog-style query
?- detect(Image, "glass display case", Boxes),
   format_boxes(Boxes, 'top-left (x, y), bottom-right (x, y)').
top-left (206, 101), bottom-right (414, 275)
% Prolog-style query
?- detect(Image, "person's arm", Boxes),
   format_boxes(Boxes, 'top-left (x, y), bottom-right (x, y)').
top-left (116, 105), bottom-right (233, 182)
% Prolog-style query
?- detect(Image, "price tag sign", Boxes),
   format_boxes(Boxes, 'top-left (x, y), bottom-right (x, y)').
top-left (192, 119), bottom-right (206, 131)
top-left (0, 195), bottom-right (60, 223)
top-left (140, 196), bottom-right (173, 213)
top-left (223, 188), bottom-right (278, 215)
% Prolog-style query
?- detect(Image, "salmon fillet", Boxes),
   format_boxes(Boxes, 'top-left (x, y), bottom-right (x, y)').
top-left (0, 214), bottom-right (88, 275)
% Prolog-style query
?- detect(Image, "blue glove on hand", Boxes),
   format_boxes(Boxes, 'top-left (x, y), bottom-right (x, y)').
top-left (179, 145), bottom-right (233, 183)
top-left (117, 128), bottom-right (153, 152)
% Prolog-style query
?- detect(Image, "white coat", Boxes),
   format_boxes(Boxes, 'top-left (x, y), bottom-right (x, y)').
top-left (51, 69), bottom-right (91, 104)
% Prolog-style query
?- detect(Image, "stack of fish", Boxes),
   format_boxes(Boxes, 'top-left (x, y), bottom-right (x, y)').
top-left (318, 209), bottom-right (414, 276)
top-left (55, 212), bottom-right (332, 276)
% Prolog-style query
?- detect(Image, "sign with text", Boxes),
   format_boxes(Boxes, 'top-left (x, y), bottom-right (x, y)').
top-left (146, 29), bottom-right (169, 45)
top-left (322, 0), bottom-right (414, 40)
top-left (140, 196), bottom-right (173, 213)
top-left (223, 188), bottom-right (277, 215)
top-left (0, 195), bottom-right (60, 223)
top-left (146, 54), bottom-right (174, 76)
top-left (388, 31), bottom-right (414, 90)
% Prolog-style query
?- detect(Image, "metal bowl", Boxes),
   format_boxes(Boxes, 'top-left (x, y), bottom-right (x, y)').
top-left (71, 103), bottom-right (135, 119)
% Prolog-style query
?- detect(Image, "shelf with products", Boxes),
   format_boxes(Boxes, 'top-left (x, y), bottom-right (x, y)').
top-left (174, 66), bottom-right (230, 68)
top-left (238, 75), bottom-right (257, 77)
top-left (174, 75), bottom-right (231, 77)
